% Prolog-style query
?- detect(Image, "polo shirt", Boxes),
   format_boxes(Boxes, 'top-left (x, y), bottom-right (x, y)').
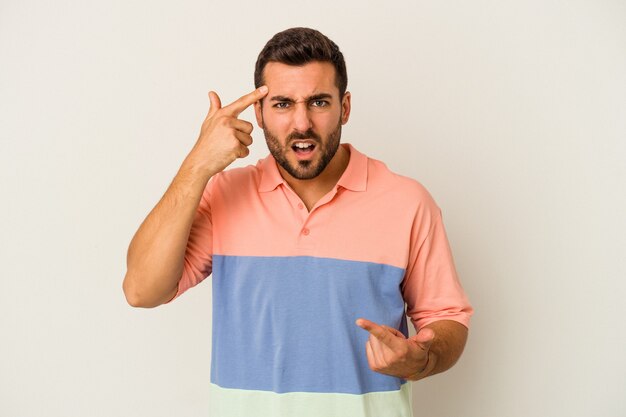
top-left (173, 143), bottom-right (473, 417)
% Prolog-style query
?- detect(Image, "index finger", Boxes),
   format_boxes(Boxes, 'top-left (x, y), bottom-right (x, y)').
top-left (222, 86), bottom-right (268, 117)
top-left (356, 318), bottom-right (401, 348)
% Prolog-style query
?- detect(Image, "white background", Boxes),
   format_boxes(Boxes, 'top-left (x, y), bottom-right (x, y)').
top-left (1, 1), bottom-right (625, 416)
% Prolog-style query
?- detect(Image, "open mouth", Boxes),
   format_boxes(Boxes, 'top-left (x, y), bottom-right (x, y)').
top-left (291, 142), bottom-right (316, 155)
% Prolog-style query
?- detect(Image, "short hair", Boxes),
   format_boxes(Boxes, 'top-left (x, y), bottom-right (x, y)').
top-left (254, 27), bottom-right (348, 97)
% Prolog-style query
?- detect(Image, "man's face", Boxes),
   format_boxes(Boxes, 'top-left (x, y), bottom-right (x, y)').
top-left (254, 61), bottom-right (351, 180)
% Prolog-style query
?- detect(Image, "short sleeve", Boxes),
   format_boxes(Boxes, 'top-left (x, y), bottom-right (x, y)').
top-left (401, 208), bottom-right (473, 331)
top-left (167, 179), bottom-right (214, 302)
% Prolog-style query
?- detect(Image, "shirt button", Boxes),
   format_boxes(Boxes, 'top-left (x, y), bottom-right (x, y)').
top-left (302, 228), bottom-right (310, 236)
top-left (297, 203), bottom-right (304, 209)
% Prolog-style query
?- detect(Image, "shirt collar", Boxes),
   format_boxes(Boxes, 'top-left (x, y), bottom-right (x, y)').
top-left (336, 143), bottom-right (367, 192)
top-left (258, 143), bottom-right (368, 193)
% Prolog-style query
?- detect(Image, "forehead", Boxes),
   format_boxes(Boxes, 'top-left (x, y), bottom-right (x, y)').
top-left (262, 61), bottom-right (339, 98)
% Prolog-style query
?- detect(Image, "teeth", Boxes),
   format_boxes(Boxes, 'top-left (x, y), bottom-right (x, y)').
top-left (294, 143), bottom-right (313, 149)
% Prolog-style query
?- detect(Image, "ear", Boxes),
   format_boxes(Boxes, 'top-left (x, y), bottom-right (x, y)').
top-left (340, 91), bottom-right (352, 125)
top-left (254, 101), bottom-right (264, 128)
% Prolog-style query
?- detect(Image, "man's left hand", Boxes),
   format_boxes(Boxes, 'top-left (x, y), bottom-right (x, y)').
top-left (355, 318), bottom-right (436, 381)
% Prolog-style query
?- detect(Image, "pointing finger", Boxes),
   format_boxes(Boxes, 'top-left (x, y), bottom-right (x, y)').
top-left (381, 325), bottom-right (405, 338)
top-left (222, 85), bottom-right (268, 117)
top-left (356, 318), bottom-right (401, 349)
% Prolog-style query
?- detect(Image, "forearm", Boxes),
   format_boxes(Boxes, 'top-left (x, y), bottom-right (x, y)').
top-left (123, 157), bottom-right (215, 308)
top-left (408, 320), bottom-right (468, 380)
top-left (421, 320), bottom-right (468, 377)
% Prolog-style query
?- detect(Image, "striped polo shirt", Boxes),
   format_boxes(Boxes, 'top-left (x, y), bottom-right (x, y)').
top-left (173, 143), bottom-right (473, 417)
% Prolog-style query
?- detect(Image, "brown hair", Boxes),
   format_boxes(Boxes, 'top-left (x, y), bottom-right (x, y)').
top-left (254, 27), bottom-right (348, 97)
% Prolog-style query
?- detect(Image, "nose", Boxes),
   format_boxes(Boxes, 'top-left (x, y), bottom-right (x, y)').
top-left (291, 102), bottom-right (313, 133)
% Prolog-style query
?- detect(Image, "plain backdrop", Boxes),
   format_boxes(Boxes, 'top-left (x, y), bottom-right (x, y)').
top-left (1, 1), bottom-right (625, 416)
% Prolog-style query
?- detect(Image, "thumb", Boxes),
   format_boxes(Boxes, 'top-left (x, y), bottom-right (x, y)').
top-left (411, 327), bottom-right (435, 351)
top-left (207, 91), bottom-right (222, 118)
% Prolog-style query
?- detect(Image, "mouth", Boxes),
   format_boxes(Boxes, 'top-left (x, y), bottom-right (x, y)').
top-left (291, 141), bottom-right (317, 159)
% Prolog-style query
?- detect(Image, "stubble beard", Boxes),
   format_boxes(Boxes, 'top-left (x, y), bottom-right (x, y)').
top-left (263, 122), bottom-right (342, 180)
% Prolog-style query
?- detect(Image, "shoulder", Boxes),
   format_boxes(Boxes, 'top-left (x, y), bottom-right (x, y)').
top-left (200, 160), bottom-right (265, 209)
top-left (209, 160), bottom-right (263, 192)
top-left (365, 155), bottom-right (440, 214)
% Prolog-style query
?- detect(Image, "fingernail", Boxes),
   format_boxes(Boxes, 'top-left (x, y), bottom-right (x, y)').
top-left (259, 86), bottom-right (268, 93)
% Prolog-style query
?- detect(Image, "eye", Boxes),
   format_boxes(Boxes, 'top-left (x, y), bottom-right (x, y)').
top-left (311, 100), bottom-right (329, 107)
top-left (273, 102), bottom-right (290, 109)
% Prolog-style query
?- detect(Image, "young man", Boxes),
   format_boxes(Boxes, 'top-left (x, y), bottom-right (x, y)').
top-left (123, 27), bottom-right (473, 417)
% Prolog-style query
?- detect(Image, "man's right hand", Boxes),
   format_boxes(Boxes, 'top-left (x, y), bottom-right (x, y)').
top-left (188, 86), bottom-right (268, 177)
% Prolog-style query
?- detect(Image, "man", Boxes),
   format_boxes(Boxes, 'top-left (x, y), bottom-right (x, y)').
top-left (123, 27), bottom-right (473, 417)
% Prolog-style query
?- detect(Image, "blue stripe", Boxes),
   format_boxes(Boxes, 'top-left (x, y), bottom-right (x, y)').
top-left (210, 255), bottom-right (409, 394)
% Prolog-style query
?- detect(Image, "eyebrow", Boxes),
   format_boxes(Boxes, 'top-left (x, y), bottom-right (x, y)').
top-left (269, 93), bottom-right (333, 103)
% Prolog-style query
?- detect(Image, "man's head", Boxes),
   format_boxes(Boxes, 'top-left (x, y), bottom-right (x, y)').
top-left (253, 28), bottom-right (351, 181)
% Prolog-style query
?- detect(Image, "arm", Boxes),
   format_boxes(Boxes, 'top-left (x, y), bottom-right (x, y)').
top-left (122, 86), bottom-right (268, 308)
top-left (122, 161), bottom-right (213, 308)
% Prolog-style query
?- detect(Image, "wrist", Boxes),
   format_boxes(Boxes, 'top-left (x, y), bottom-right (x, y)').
top-left (180, 153), bottom-right (220, 182)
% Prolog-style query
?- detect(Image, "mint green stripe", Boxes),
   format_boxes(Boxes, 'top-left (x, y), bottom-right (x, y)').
top-left (208, 382), bottom-right (413, 417)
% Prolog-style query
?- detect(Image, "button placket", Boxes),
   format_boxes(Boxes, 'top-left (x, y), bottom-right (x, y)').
top-left (298, 206), bottom-right (315, 242)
